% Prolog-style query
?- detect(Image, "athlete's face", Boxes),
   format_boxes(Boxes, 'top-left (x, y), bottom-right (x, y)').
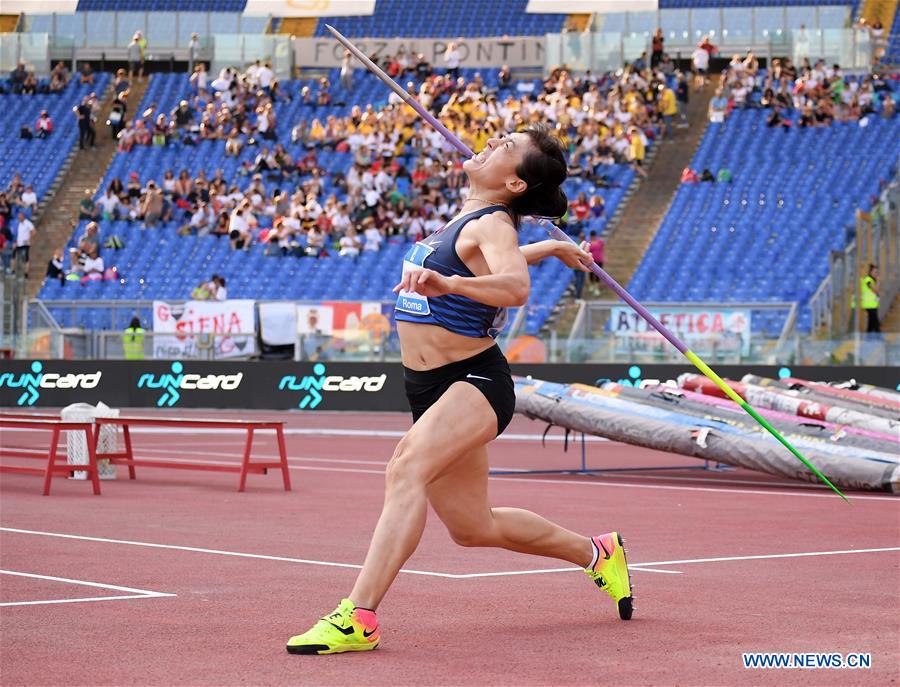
top-left (463, 132), bottom-right (531, 196)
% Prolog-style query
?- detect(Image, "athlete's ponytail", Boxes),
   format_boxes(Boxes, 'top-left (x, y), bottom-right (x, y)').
top-left (509, 125), bottom-right (569, 228)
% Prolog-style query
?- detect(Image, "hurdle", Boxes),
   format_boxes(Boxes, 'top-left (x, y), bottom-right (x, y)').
top-left (92, 416), bottom-right (292, 492)
top-left (0, 416), bottom-right (101, 495)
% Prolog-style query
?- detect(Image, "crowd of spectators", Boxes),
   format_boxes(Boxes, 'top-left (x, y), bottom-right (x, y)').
top-left (94, 52), bottom-right (675, 273)
top-left (43, 219), bottom-right (116, 286)
top-left (5, 61), bottom-right (72, 95)
top-left (0, 174), bottom-right (41, 276)
top-left (704, 50), bottom-right (897, 127)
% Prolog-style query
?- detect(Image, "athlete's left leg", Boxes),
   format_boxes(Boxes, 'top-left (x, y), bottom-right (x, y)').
top-left (427, 445), bottom-right (592, 566)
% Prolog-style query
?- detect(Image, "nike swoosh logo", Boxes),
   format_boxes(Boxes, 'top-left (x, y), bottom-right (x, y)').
top-left (466, 374), bottom-right (492, 381)
top-left (363, 628), bottom-right (377, 638)
top-left (325, 621), bottom-right (355, 636)
top-left (598, 539), bottom-right (612, 560)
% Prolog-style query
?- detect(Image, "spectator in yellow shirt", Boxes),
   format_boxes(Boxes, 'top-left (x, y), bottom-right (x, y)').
top-left (659, 84), bottom-right (678, 141)
top-left (627, 127), bottom-right (648, 177)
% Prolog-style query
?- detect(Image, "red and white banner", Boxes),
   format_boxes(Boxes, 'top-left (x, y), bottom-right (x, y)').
top-left (152, 300), bottom-right (256, 360)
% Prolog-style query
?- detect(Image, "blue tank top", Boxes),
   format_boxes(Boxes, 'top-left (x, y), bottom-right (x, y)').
top-left (394, 205), bottom-right (511, 339)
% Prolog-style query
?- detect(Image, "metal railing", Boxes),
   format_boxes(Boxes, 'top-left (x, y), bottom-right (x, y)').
top-left (546, 27), bottom-right (873, 74)
top-left (809, 179), bottom-right (900, 337)
top-left (23, 12), bottom-right (268, 51)
top-left (563, 300), bottom-right (798, 364)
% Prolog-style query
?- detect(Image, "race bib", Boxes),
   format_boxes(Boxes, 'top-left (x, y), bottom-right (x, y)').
top-left (395, 242), bottom-right (434, 316)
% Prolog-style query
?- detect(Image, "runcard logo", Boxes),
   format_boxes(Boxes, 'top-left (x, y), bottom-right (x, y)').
top-left (595, 365), bottom-right (677, 389)
top-left (136, 361), bottom-right (244, 407)
top-left (278, 363), bottom-right (387, 409)
top-left (0, 361), bottom-right (102, 406)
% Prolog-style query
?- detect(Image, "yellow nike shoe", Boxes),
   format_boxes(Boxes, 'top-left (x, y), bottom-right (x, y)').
top-left (286, 598), bottom-right (380, 655)
top-left (584, 532), bottom-right (634, 620)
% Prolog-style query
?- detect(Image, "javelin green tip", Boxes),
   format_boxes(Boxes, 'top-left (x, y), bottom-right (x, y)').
top-left (739, 401), bottom-right (849, 502)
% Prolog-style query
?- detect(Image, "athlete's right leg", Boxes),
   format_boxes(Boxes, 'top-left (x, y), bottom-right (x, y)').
top-left (347, 381), bottom-right (498, 610)
top-left (287, 382), bottom-right (497, 655)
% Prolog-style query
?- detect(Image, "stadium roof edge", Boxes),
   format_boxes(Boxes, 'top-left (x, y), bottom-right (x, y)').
top-left (2, 0), bottom-right (77, 11)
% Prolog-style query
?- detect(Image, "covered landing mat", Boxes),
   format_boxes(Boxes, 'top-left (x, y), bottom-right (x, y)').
top-left (514, 376), bottom-right (900, 494)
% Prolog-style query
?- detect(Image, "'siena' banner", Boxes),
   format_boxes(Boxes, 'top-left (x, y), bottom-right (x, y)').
top-left (152, 300), bottom-right (256, 359)
top-left (610, 307), bottom-right (753, 356)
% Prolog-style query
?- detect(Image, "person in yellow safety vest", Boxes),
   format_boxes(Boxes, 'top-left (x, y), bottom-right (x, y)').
top-left (123, 316), bottom-right (145, 360)
top-left (861, 264), bottom-right (880, 333)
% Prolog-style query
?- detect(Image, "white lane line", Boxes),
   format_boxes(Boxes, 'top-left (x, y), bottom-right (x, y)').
top-left (5, 448), bottom-right (900, 505)
top-left (0, 569), bottom-right (175, 607)
top-left (102, 452), bottom-right (900, 501)
top-left (1, 595), bottom-right (172, 607)
top-left (636, 546), bottom-right (900, 568)
top-left (450, 566), bottom-right (683, 578)
top-left (491, 474), bottom-right (900, 502)
top-left (0, 527), bottom-right (455, 579)
top-left (0, 527), bottom-right (674, 580)
top-left (6, 529), bottom-right (895, 582)
top-left (0, 426), bottom-right (608, 443)
top-left (453, 546), bottom-right (900, 579)
top-left (18, 447), bottom-right (894, 502)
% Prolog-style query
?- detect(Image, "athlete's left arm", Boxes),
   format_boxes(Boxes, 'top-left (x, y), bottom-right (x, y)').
top-left (520, 239), bottom-right (594, 270)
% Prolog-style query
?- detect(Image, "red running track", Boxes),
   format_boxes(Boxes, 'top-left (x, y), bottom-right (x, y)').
top-left (1, 410), bottom-right (898, 686)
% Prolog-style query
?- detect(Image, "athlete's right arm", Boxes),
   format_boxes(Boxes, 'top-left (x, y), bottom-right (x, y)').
top-left (402, 214), bottom-right (530, 308)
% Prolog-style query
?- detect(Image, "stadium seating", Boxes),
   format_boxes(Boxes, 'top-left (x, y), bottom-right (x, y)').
top-left (313, 0), bottom-right (566, 38)
top-left (0, 73), bottom-right (111, 205)
top-left (37, 68), bottom-right (636, 336)
top-left (628, 104), bottom-right (900, 335)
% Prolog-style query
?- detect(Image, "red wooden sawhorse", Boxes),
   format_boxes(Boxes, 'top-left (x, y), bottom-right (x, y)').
top-left (0, 417), bottom-right (101, 495)
top-left (92, 417), bottom-right (292, 492)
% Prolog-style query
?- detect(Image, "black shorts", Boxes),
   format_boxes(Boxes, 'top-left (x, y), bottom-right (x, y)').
top-left (403, 345), bottom-right (516, 436)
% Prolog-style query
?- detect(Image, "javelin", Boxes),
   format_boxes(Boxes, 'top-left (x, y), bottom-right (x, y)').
top-left (325, 24), bottom-right (848, 502)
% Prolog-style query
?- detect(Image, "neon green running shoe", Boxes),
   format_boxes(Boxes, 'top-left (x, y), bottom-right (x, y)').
top-left (286, 598), bottom-right (380, 655)
top-left (584, 532), bottom-right (634, 620)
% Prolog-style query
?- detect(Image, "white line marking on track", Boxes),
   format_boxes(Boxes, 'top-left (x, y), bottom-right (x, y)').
top-left (0, 426), bottom-right (608, 443)
top-left (0, 527), bottom-right (673, 579)
top-left (54, 450), bottom-right (897, 502)
top-left (5, 529), bottom-right (896, 581)
top-left (0, 569), bottom-right (175, 607)
top-left (636, 546), bottom-right (900, 567)
top-left (0, 527), bottom-right (456, 579)
top-left (451, 547), bottom-right (900, 578)
top-left (1, 595), bottom-right (171, 607)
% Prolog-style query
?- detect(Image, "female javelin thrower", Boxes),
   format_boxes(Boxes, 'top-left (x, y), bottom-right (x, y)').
top-left (287, 126), bottom-right (633, 655)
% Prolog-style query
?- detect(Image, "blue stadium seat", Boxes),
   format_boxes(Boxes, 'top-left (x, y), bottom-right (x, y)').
top-left (629, 105), bottom-right (900, 335)
top-left (0, 74), bottom-right (111, 203)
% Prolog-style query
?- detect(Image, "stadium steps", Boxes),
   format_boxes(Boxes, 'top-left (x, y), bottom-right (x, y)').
top-left (565, 15), bottom-right (592, 32)
top-left (279, 17), bottom-right (318, 37)
top-left (0, 14), bottom-right (21, 32)
top-left (591, 82), bottom-right (717, 311)
top-left (861, 0), bottom-right (897, 27)
top-left (26, 77), bottom-right (148, 298)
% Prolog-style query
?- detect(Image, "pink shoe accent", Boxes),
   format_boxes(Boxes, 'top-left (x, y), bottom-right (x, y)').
top-left (591, 533), bottom-right (617, 570)
top-left (353, 608), bottom-right (379, 642)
